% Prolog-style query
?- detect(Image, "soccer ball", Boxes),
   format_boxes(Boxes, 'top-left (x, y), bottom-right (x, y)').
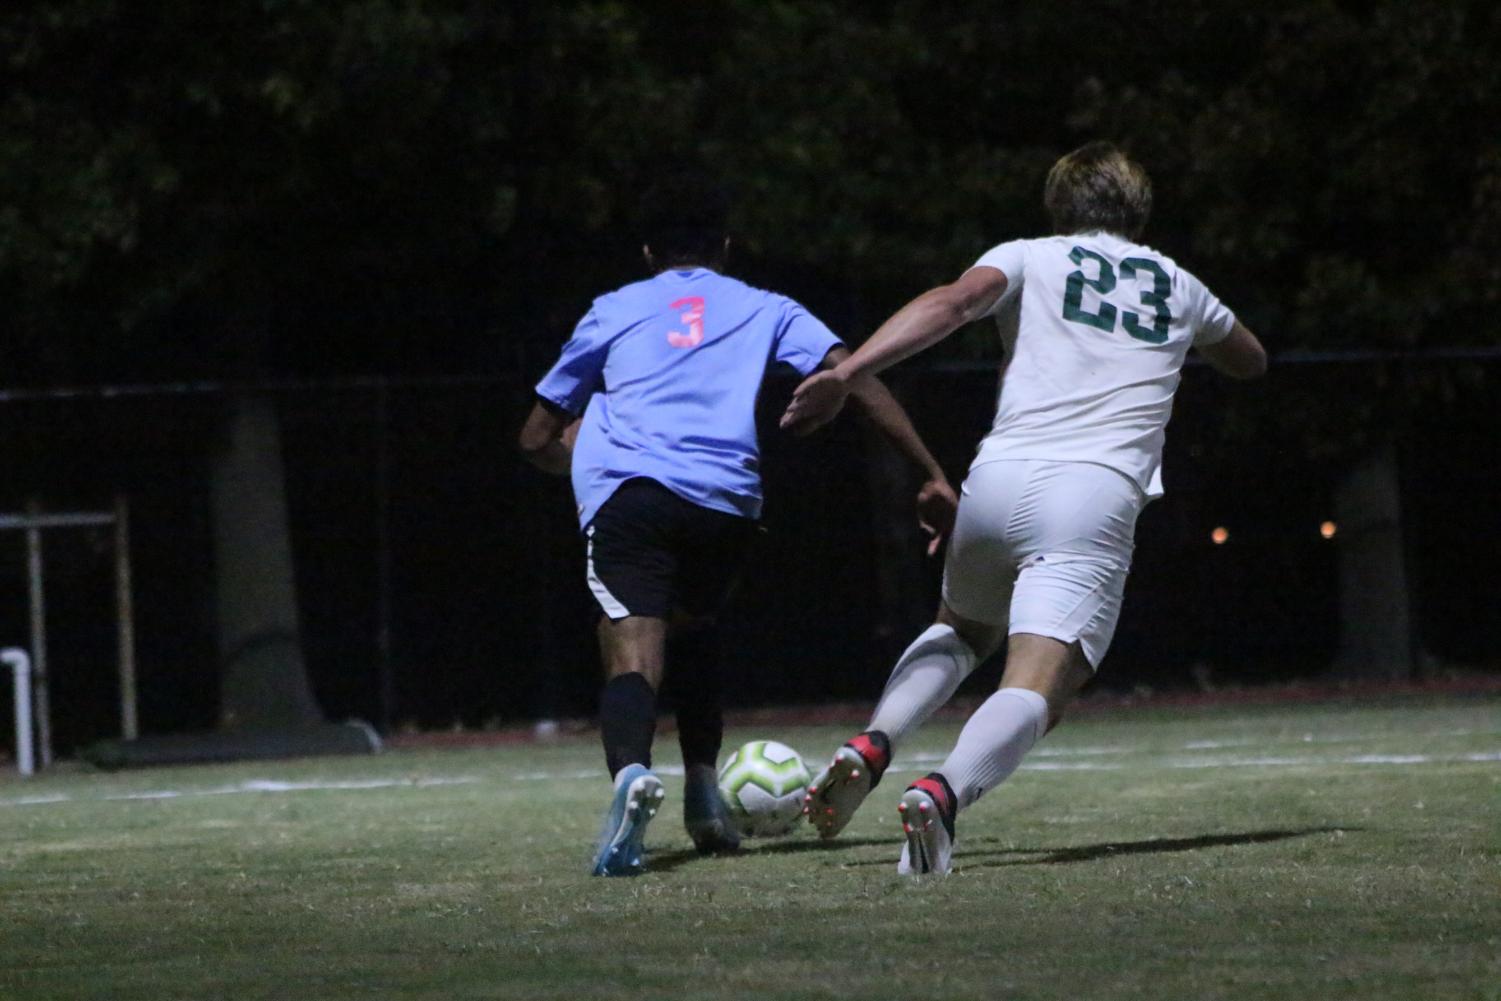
top-left (717, 740), bottom-right (811, 838)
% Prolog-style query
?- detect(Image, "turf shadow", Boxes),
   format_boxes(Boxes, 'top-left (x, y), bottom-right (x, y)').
top-left (646, 836), bottom-right (892, 874)
top-left (958, 826), bottom-right (1359, 869)
top-left (828, 826), bottom-right (1358, 869)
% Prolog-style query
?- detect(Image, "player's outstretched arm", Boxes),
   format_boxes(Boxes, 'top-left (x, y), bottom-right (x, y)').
top-left (821, 347), bottom-right (958, 554)
top-left (1198, 321), bottom-right (1268, 380)
top-left (780, 266), bottom-right (1008, 435)
top-left (517, 400), bottom-right (581, 475)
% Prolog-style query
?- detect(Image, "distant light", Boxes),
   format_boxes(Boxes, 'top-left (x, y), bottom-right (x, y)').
top-left (1320, 521), bottom-right (1338, 539)
top-left (1210, 526), bottom-right (1229, 545)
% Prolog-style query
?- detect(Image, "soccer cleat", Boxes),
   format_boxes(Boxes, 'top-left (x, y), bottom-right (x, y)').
top-left (803, 731), bottom-right (891, 840)
top-left (683, 764), bottom-right (741, 855)
top-left (896, 773), bottom-right (957, 876)
top-left (590, 763), bottom-right (666, 877)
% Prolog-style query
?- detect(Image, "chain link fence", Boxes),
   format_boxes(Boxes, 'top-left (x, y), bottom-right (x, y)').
top-left (1, 361), bottom-right (1495, 755)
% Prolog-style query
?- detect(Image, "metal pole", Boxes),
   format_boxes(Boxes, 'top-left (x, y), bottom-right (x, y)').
top-left (374, 384), bottom-right (395, 734)
top-left (3, 649), bottom-right (34, 776)
top-left (24, 517), bottom-right (52, 768)
top-left (114, 494), bottom-right (139, 740)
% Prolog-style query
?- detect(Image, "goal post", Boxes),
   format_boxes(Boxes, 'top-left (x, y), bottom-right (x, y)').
top-left (2, 648), bottom-right (33, 776)
top-left (0, 496), bottom-right (138, 771)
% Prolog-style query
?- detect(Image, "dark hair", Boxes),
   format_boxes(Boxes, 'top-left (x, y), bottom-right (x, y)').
top-left (1043, 141), bottom-right (1153, 240)
top-left (640, 170), bottom-right (730, 269)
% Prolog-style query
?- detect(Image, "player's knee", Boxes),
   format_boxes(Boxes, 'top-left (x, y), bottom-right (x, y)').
top-left (999, 636), bottom-right (1092, 727)
top-left (607, 663), bottom-right (662, 691)
top-left (936, 604), bottom-right (1003, 660)
top-left (603, 637), bottom-right (663, 681)
top-left (599, 622), bottom-right (666, 685)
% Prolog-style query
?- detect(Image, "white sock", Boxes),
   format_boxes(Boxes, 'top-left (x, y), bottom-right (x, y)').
top-left (867, 624), bottom-right (978, 746)
top-left (937, 687), bottom-right (1049, 810)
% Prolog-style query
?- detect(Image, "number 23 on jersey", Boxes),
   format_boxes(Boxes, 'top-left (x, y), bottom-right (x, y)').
top-left (1061, 246), bottom-right (1172, 345)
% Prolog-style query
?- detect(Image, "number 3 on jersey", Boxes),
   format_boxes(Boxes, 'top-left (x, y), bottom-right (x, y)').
top-left (1062, 247), bottom-right (1171, 344)
top-left (668, 296), bottom-right (705, 348)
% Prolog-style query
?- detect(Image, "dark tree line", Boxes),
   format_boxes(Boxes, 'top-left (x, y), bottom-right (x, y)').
top-left (9, 2), bottom-right (1496, 377)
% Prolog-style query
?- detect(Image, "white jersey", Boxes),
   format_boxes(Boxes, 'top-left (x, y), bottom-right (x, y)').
top-left (968, 232), bottom-right (1236, 498)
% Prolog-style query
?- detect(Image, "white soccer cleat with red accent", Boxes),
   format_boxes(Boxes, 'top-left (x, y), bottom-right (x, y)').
top-left (803, 730), bottom-right (891, 839)
top-left (896, 776), bottom-right (956, 876)
top-left (803, 747), bottom-right (872, 839)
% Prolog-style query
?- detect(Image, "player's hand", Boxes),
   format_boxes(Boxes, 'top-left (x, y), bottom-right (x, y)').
top-left (779, 370), bottom-right (851, 436)
top-left (916, 476), bottom-right (958, 556)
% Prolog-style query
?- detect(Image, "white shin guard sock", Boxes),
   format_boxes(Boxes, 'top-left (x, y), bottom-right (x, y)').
top-left (938, 687), bottom-right (1049, 810)
top-left (867, 624), bottom-right (978, 746)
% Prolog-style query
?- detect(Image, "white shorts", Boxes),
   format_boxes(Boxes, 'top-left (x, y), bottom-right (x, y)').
top-left (941, 459), bottom-right (1143, 669)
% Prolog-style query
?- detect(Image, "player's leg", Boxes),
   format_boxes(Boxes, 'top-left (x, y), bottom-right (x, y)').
top-left (666, 618), bottom-right (740, 853)
top-left (941, 632), bottom-right (1093, 806)
top-left (669, 508), bottom-right (758, 854)
top-left (803, 601), bottom-right (1003, 839)
top-left (598, 615), bottom-right (668, 776)
top-left (867, 601), bottom-right (1005, 745)
top-left (584, 480), bottom-right (679, 876)
top-left (873, 468), bottom-right (1026, 750)
top-left (667, 622), bottom-right (722, 772)
top-left (591, 615), bottom-right (671, 876)
top-left (806, 464), bottom-right (1025, 839)
top-left (898, 633), bottom-right (1090, 875)
top-left (899, 460), bottom-right (1140, 875)
top-left (591, 614), bottom-right (671, 877)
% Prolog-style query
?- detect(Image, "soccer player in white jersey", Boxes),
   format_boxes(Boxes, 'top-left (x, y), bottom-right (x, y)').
top-left (781, 142), bottom-right (1267, 875)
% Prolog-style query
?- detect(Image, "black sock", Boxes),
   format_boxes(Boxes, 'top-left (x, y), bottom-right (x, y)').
top-left (915, 771), bottom-right (958, 838)
top-left (600, 672), bottom-right (656, 779)
top-left (667, 627), bottom-right (724, 772)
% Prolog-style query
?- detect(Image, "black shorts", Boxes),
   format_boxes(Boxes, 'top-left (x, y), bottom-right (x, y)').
top-left (585, 478), bottom-right (758, 621)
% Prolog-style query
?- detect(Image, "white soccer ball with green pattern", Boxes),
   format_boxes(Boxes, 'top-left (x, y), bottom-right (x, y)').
top-left (717, 739), bottom-right (812, 838)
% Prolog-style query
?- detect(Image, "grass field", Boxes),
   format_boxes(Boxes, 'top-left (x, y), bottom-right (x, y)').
top-left (2, 696), bottom-right (1498, 1001)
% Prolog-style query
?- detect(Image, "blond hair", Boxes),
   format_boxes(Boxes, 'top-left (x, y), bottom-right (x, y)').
top-left (1043, 142), bottom-right (1153, 240)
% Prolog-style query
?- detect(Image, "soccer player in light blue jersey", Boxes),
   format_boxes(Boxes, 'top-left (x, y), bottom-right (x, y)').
top-left (518, 172), bottom-right (956, 876)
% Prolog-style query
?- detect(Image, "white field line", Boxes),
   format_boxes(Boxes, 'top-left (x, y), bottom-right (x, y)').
top-left (891, 750), bottom-right (1119, 771)
top-left (0, 776), bottom-right (479, 809)
top-left (2, 793), bottom-right (71, 807)
top-left (2, 751), bottom-right (1497, 811)
top-left (1031, 746), bottom-right (1128, 757)
top-left (1161, 752), bottom-right (1501, 769)
top-left (502, 749), bottom-right (1501, 781)
top-left (1182, 728), bottom-right (1501, 751)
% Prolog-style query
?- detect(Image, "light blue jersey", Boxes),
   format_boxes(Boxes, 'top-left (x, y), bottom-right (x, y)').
top-left (536, 267), bottom-right (843, 528)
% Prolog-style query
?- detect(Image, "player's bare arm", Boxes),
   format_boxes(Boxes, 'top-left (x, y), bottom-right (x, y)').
top-left (819, 346), bottom-right (960, 554)
top-left (1198, 320), bottom-right (1268, 380)
top-left (517, 400), bottom-right (581, 475)
top-left (780, 266), bottom-right (1009, 435)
